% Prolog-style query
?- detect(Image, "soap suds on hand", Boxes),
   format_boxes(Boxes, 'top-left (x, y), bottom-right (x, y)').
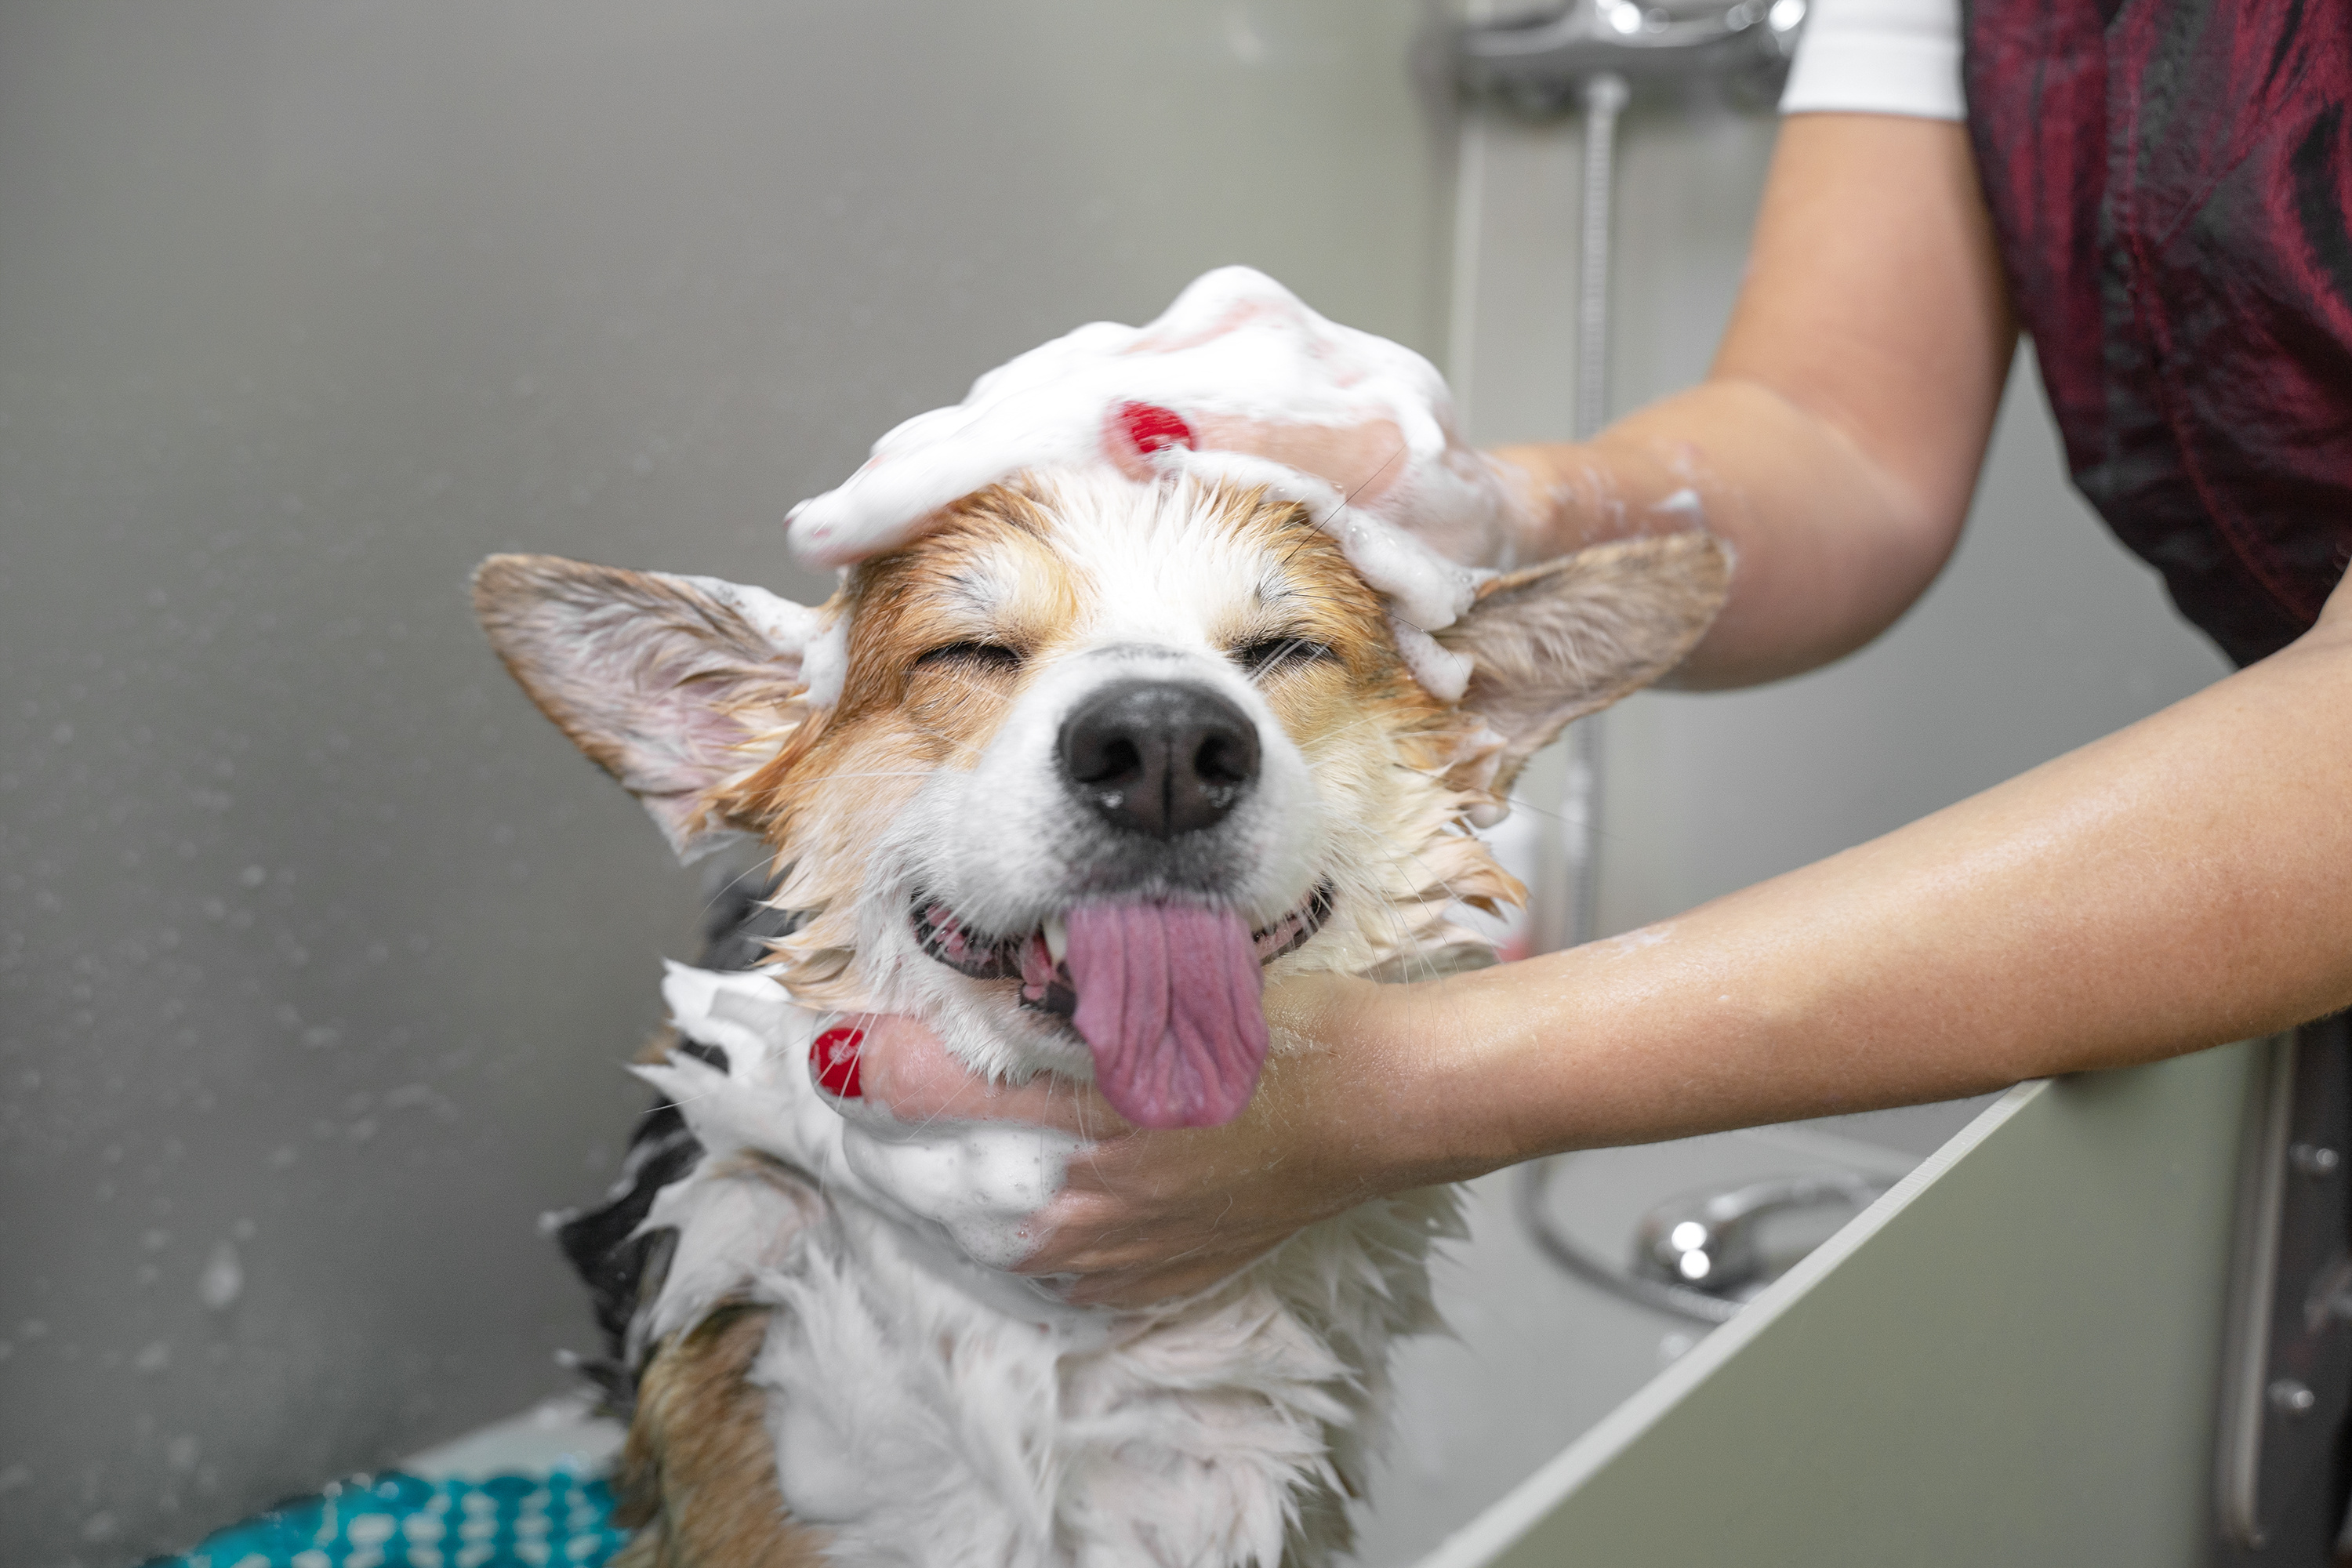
top-left (785, 266), bottom-right (1527, 694)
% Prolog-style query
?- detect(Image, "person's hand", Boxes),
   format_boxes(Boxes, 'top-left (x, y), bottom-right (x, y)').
top-left (844, 972), bottom-right (1465, 1308)
top-left (784, 266), bottom-right (1544, 664)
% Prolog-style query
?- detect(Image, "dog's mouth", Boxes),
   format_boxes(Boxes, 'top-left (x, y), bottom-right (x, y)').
top-left (907, 883), bottom-right (1334, 1128)
top-left (909, 883), bottom-right (1334, 1007)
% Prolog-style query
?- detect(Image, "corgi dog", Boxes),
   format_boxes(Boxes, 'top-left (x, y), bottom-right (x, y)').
top-left (476, 466), bottom-right (1726, 1565)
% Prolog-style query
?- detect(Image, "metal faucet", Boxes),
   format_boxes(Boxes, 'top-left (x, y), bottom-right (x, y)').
top-left (1457, 0), bottom-right (1806, 111)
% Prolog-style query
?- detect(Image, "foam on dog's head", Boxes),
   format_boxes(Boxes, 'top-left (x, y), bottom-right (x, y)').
top-left (784, 267), bottom-right (1523, 699)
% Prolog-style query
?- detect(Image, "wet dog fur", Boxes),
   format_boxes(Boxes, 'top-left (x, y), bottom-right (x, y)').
top-left (476, 470), bottom-right (1728, 1566)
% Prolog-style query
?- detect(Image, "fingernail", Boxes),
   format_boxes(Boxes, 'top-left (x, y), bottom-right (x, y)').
top-left (1112, 401), bottom-right (1195, 456)
top-left (811, 1025), bottom-right (865, 1098)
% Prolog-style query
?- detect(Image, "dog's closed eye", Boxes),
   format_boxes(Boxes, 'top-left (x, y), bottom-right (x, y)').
top-left (916, 641), bottom-right (1025, 675)
top-left (1229, 636), bottom-right (1336, 680)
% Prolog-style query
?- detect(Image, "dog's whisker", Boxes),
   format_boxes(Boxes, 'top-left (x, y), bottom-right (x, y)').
top-left (898, 712), bottom-right (1001, 766)
top-left (695, 857), bottom-right (775, 922)
top-left (924, 670), bottom-right (1022, 711)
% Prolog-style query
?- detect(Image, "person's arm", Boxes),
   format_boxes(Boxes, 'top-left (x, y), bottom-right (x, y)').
top-left (1494, 111), bottom-right (2015, 687)
top-left (928, 564), bottom-right (2352, 1304)
top-left (842, 111), bottom-right (2352, 1307)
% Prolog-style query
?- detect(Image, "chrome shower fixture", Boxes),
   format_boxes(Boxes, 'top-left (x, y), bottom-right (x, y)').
top-left (1520, 1156), bottom-right (1892, 1325)
top-left (1453, 0), bottom-right (1804, 956)
top-left (1632, 1170), bottom-right (1889, 1294)
top-left (1457, 0), bottom-right (1806, 111)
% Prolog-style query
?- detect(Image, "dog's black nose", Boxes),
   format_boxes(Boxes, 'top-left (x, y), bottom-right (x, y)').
top-left (1058, 680), bottom-right (1261, 838)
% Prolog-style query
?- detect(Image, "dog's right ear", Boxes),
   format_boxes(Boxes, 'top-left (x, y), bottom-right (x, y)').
top-left (471, 554), bottom-right (831, 861)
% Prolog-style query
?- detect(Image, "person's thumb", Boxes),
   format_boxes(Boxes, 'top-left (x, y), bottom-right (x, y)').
top-left (841, 1011), bottom-right (1129, 1138)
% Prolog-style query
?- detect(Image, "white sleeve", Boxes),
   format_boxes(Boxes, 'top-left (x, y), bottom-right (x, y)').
top-left (1778, 0), bottom-right (1966, 122)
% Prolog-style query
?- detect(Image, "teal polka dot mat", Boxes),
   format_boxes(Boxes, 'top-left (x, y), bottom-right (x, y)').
top-left (148, 1470), bottom-right (630, 1568)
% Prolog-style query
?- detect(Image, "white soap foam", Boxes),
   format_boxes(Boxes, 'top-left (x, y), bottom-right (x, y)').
top-left (785, 266), bottom-right (1519, 692)
top-left (643, 964), bottom-right (1097, 1330)
top-left (797, 612), bottom-right (851, 710)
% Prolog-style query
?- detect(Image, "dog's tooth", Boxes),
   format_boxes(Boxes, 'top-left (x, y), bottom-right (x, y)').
top-left (1043, 913), bottom-right (1069, 966)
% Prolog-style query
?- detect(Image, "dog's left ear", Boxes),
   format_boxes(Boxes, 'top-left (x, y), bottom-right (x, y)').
top-left (1436, 532), bottom-right (1733, 797)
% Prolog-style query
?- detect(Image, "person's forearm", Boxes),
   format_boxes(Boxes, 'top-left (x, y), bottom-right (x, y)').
top-left (1497, 379), bottom-right (1966, 688)
top-left (1491, 114), bottom-right (2017, 688)
top-left (1389, 586), bottom-right (2352, 1174)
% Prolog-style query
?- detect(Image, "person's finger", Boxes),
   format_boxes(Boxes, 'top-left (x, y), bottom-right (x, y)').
top-left (846, 1011), bottom-right (1130, 1137)
top-left (1192, 413), bottom-right (1411, 508)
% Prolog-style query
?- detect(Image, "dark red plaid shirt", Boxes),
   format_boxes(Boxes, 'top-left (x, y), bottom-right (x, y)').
top-left (1965, 0), bottom-right (2352, 666)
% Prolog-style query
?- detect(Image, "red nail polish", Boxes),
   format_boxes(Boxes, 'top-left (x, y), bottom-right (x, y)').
top-left (811, 1025), bottom-right (865, 1098)
top-left (1114, 401), bottom-right (1194, 456)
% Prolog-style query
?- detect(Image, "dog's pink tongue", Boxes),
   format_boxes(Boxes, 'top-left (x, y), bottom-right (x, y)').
top-left (1064, 901), bottom-right (1268, 1129)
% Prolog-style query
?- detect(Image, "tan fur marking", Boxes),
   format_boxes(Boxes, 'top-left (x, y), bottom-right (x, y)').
top-left (1200, 495), bottom-right (1427, 753)
top-left (612, 1305), bottom-right (826, 1568)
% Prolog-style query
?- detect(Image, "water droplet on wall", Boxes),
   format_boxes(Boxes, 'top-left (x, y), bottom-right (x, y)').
top-left (198, 1241), bottom-right (243, 1311)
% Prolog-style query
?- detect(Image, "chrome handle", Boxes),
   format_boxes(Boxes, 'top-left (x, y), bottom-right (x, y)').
top-left (1457, 0), bottom-right (1806, 103)
top-left (1518, 1156), bottom-right (1890, 1325)
top-left (1632, 1171), bottom-right (1887, 1296)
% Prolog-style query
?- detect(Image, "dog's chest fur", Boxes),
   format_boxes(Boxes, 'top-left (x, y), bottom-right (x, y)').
top-left (723, 1123), bottom-right (1457, 1566)
top-left (571, 906), bottom-right (1466, 1568)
